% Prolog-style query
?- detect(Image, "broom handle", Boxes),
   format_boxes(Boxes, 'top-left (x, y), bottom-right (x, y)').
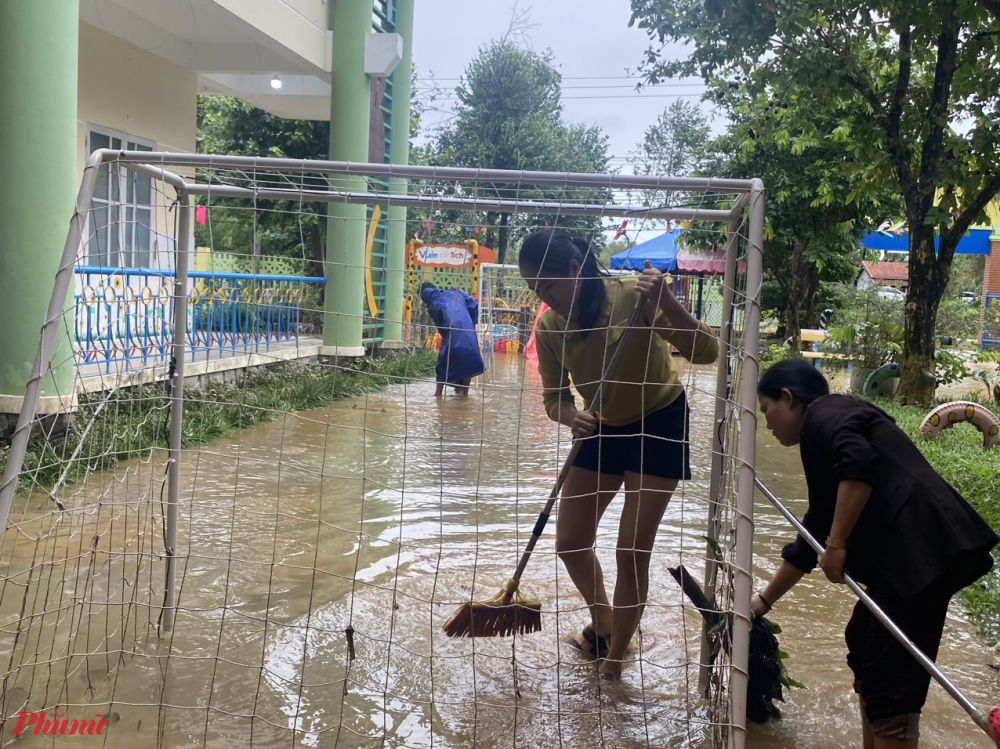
top-left (506, 296), bottom-right (648, 598)
top-left (754, 478), bottom-right (996, 740)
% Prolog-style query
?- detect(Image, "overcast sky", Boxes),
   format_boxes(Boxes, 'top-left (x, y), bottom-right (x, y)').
top-left (411, 0), bottom-right (720, 172)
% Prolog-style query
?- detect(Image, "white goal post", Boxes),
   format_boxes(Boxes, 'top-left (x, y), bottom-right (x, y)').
top-left (0, 149), bottom-right (764, 748)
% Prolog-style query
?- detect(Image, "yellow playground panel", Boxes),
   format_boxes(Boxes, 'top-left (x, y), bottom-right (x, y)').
top-left (404, 239), bottom-right (494, 323)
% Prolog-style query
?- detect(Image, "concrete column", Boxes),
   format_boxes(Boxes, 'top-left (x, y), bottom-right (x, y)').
top-left (0, 0), bottom-right (79, 422)
top-left (324, 0), bottom-right (372, 353)
top-left (382, 0), bottom-right (414, 346)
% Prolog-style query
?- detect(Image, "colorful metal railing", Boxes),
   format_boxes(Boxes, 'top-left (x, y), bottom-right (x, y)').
top-left (74, 266), bottom-right (326, 373)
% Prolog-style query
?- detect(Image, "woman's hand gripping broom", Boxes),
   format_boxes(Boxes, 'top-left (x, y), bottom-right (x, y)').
top-left (443, 294), bottom-right (648, 638)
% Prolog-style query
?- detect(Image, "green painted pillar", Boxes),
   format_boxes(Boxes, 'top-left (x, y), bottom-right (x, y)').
top-left (325, 0), bottom-right (372, 352)
top-left (0, 0), bottom-right (78, 406)
top-left (383, 0), bottom-right (414, 345)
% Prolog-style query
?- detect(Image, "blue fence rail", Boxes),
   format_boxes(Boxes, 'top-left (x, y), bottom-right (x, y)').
top-left (74, 266), bottom-right (326, 373)
top-left (984, 293), bottom-right (1000, 350)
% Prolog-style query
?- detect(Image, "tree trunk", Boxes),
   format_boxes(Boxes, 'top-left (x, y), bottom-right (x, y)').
top-left (497, 212), bottom-right (510, 265)
top-left (484, 211), bottom-right (497, 252)
top-left (897, 225), bottom-right (949, 406)
top-left (310, 221), bottom-right (325, 266)
top-left (763, 240), bottom-right (809, 354)
top-left (785, 299), bottom-right (802, 352)
top-left (804, 265), bottom-right (820, 329)
top-left (774, 315), bottom-right (788, 341)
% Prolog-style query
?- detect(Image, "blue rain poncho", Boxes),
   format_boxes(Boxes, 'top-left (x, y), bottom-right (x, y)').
top-left (420, 286), bottom-right (485, 385)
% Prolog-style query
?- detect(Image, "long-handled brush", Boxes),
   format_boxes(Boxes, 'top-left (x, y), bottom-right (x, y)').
top-left (443, 295), bottom-right (648, 638)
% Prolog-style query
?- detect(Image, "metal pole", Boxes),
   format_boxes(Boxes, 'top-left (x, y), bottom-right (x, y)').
top-left (162, 193), bottom-right (192, 633)
top-left (0, 151), bottom-right (102, 534)
top-left (109, 150), bottom-right (756, 193)
top-left (477, 262), bottom-right (486, 332)
top-left (753, 478), bottom-right (997, 741)
top-left (184, 183), bottom-right (735, 223)
top-left (729, 181), bottom-right (765, 749)
top-left (699, 216), bottom-right (741, 694)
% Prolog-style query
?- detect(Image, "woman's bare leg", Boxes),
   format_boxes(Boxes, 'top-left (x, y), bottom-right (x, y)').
top-left (556, 467), bottom-right (623, 647)
top-left (600, 472), bottom-right (677, 680)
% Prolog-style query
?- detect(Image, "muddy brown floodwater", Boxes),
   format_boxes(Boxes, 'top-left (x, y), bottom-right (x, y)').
top-left (1, 356), bottom-right (996, 748)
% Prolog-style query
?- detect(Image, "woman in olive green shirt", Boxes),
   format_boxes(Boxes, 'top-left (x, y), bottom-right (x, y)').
top-left (519, 229), bottom-right (718, 680)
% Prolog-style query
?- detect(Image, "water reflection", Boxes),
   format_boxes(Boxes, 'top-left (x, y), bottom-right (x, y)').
top-left (2, 356), bottom-right (995, 748)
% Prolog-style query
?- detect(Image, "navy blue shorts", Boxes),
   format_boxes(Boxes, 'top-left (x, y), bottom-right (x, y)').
top-left (571, 393), bottom-right (691, 480)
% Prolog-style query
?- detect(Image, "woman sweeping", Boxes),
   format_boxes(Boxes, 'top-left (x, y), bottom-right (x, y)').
top-left (754, 359), bottom-right (997, 748)
top-left (419, 282), bottom-right (484, 396)
top-left (519, 229), bottom-right (718, 680)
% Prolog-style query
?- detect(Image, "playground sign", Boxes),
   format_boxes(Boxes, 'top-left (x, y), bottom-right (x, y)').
top-left (414, 244), bottom-right (473, 267)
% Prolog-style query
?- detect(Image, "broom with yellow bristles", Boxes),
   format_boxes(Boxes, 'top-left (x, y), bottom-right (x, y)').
top-left (443, 295), bottom-right (647, 638)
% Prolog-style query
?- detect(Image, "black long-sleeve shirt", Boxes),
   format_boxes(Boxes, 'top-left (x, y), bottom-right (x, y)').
top-left (781, 395), bottom-right (997, 601)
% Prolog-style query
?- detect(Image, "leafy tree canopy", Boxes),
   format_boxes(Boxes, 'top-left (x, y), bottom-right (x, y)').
top-left (630, 0), bottom-right (1000, 403)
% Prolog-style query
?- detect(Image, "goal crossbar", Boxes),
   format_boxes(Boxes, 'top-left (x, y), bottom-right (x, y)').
top-left (109, 149), bottom-right (757, 193)
top-left (0, 147), bottom-right (766, 749)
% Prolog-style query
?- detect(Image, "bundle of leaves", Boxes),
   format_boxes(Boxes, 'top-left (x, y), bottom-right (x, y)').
top-left (669, 565), bottom-right (803, 725)
top-left (747, 615), bottom-right (802, 724)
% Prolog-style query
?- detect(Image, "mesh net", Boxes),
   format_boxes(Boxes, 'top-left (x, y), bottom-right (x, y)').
top-left (0, 154), bottom-right (761, 748)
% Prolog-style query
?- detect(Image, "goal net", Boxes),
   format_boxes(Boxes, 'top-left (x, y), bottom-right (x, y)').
top-left (0, 152), bottom-right (763, 748)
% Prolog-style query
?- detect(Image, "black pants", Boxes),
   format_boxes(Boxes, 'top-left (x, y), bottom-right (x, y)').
top-left (845, 584), bottom-right (951, 722)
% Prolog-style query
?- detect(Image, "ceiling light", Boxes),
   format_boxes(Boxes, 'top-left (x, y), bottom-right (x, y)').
top-left (270, 75), bottom-right (283, 90)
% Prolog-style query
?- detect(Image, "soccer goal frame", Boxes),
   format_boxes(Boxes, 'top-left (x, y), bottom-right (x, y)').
top-left (0, 149), bottom-right (764, 749)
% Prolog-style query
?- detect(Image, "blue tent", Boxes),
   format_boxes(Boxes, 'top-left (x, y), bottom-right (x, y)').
top-left (861, 228), bottom-right (992, 255)
top-left (609, 229), bottom-right (681, 273)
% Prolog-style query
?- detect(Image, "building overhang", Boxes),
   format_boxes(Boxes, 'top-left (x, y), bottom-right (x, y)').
top-left (80, 0), bottom-right (335, 120)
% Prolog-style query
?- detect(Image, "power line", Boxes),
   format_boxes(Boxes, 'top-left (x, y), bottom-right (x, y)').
top-left (559, 83), bottom-right (706, 90)
top-left (417, 79), bottom-right (707, 89)
top-left (427, 93), bottom-right (710, 100)
top-left (417, 74), bottom-right (698, 82)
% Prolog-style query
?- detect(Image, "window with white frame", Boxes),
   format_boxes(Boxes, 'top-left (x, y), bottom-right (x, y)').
top-left (87, 126), bottom-right (155, 268)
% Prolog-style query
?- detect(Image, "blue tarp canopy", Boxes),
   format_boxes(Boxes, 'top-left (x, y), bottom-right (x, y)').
top-left (861, 228), bottom-right (992, 255)
top-left (609, 229), bottom-right (681, 273)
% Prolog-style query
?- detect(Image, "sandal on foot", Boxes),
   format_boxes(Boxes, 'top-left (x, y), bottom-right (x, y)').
top-left (568, 626), bottom-right (610, 659)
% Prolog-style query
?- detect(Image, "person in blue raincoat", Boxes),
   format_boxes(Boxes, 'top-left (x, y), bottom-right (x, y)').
top-left (419, 282), bottom-right (484, 396)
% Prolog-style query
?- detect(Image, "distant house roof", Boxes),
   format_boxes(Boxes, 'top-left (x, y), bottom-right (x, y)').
top-left (861, 260), bottom-right (909, 283)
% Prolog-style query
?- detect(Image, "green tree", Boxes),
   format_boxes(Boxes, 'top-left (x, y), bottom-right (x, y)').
top-left (435, 40), bottom-right (611, 263)
top-left (701, 88), bottom-right (897, 350)
top-left (630, 0), bottom-right (1000, 405)
top-left (196, 66), bottom-right (432, 270)
top-left (629, 99), bottom-right (710, 215)
top-left (196, 96), bottom-right (330, 270)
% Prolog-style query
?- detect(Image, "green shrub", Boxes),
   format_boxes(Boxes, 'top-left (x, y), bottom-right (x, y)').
top-left (935, 298), bottom-right (981, 341)
top-left (876, 398), bottom-right (1000, 642)
top-left (761, 343), bottom-right (796, 369)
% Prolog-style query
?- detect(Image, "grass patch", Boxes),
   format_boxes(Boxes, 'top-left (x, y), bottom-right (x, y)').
top-left (0, 350), bottom-right (436, 497)
top-left (876, 398), bottom-right (1000, 644)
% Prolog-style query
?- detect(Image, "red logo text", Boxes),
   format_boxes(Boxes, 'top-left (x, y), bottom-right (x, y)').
top-left (11, 712), bottom-right (110, 737)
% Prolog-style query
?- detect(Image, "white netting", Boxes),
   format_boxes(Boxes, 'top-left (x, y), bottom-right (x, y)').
top-left (0, 153), bottom-right (762, 748)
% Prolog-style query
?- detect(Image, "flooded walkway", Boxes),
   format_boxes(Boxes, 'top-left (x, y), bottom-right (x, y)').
top-left (1, 356), bottom-right (996, 748)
